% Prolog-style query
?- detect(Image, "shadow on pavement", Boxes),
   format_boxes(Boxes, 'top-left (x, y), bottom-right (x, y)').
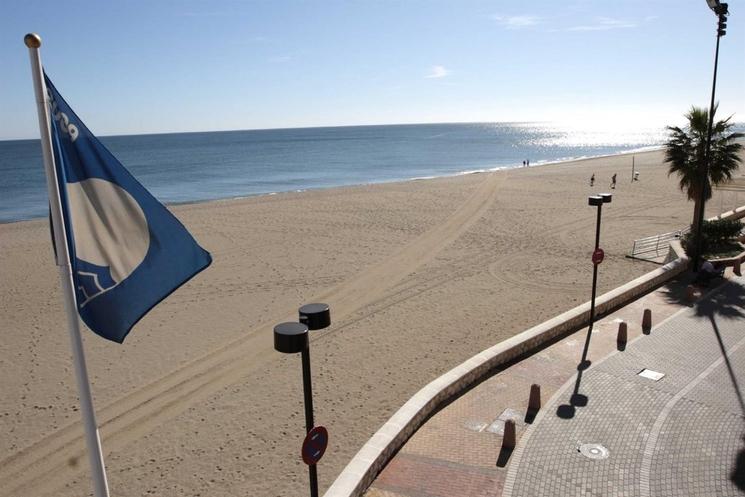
top-left (690, 279), bottom-right (745, 489)
top-left (693, 281), bottom-right (745, 416)
top-left (556, 356), bottom-right (592, 420)
top-left (659, 273), bottom-right (701, 307)
top-left (733, 437), bottom-right (745, 490)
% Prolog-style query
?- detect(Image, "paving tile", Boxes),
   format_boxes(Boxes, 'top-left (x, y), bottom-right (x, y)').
top-left (371, 453), bottom-right (501, 497)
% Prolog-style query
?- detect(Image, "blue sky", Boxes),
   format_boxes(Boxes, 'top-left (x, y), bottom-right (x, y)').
top-left (2, 0), bottom-right (743, 140)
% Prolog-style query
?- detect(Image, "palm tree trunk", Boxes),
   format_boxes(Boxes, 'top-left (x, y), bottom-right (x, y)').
top-left (691, 195), bottom-right (703, 233)
top-left (690, 191), bottom-right (705, 263)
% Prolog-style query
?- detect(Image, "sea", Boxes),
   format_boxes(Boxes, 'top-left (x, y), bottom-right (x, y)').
top-left (0, 122), bottom-right (672, 223)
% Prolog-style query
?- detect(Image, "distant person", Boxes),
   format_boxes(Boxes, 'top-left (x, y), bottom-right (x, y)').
top-left (522, 160), bottom-right (526, 167)
top-left (590, 173), bottom-right (595, 187)
top-left (610, 173), bottom-right (617, 189)
top-left (526, 159), bottom-right (530, 167)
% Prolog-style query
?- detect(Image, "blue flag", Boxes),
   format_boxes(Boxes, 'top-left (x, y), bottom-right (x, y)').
top-left (44, 74), bottom-right (212, 343)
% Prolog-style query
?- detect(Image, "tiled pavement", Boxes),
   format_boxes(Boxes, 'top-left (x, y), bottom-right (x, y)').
top-left (364, 273), bottom-right (745, 497)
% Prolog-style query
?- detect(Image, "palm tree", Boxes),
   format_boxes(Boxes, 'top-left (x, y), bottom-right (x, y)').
top-left (664, 105), bottom-right (743, 233)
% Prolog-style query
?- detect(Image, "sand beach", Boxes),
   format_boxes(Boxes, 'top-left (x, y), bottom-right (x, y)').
top-left (1, 148), bottom-right (742, 496)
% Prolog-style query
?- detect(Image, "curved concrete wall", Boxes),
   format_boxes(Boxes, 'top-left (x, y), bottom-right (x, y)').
top-left (323, 247), bottom-right (691, 497)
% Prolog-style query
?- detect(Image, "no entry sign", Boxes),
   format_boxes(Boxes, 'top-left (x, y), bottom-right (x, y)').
top-left (302, 426), bottom-right (329, 465)
top-left (592, 248), bottom-right (604, 265)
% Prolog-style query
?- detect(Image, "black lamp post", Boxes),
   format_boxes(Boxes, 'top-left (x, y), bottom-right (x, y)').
top-left (274, 303), bottom-right (331, 497)
top-left (561, 193), bottom-right (613, 413)
top-left (694, 0), bottom-right (730, 270)
top-left (582, 193), bottom-right (612, 365)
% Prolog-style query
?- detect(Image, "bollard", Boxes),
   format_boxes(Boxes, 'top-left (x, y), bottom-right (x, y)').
top-left (735, 259), bottom-right (742, 277)
top-left (616, 321), bottom-right (627, 346)
top-left (686, 285), bottom-right (697, 302)
top-left (528, 384), bottom-right (541, 412)
top-left (642, 308), bottom-right (652, 334)
top-left (502, 419), bottom-right (516, 450)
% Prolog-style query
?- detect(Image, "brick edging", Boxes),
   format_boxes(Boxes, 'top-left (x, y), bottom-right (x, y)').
top-left (323, 248), bottom-right (690, 497)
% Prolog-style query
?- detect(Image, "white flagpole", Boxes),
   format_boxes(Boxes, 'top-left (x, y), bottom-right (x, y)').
top-left (24, 33), bottom-right (111, 497)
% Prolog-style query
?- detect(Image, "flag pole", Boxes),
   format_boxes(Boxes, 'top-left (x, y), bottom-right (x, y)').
top-left (24, 33), bottom-right (111, 497)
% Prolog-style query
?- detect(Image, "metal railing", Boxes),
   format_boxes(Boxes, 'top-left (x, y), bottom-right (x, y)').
top-left (629, 228), bottom-right (689, 261)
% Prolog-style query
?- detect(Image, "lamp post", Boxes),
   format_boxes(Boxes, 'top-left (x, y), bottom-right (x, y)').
top-left (582, 193), bottom-right (612, 365)
top-left (561, 193), bottom-right (613, 413)
top-left (694, 0), bottom-right (730, 270)
top-left (274, 303), bottom-right (331, 497)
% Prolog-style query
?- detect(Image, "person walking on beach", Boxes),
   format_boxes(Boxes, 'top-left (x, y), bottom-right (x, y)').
top-left (590, 173), bottom-right (595, 187)
top-left (610, 173), bottom-right (617, 189)
top-left (523, 160), bottom-right (526, 167)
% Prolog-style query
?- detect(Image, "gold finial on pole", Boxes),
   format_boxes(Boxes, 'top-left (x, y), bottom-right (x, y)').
top-left (24, 33), bottom-right (42, 48)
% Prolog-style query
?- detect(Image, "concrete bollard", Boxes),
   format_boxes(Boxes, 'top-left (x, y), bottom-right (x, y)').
top-left (617, 321), bottom-right (628, 345)
top-left (735, 259), bottom-right (742, 277)
top-left (502, 419), bottom-right (516, 450)
top-left (528, 384), bottom-right (541, 412)
top-left (642, 308), bottom-right (652, 334)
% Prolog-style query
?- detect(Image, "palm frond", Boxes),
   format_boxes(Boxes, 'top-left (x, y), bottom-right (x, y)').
top-left (663, 104), bottom-right (743, 205)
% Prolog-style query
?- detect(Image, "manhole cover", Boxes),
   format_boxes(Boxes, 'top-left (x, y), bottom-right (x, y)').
top-left (578, 443), bottom-right (609, 460)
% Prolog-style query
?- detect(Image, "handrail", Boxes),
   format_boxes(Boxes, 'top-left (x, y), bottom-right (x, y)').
top-left (630, 203), bottom-right (745, 261)
top-left (630, 228), bottom-right (689, 260)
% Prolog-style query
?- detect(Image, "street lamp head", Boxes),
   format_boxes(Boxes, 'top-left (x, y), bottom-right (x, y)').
top-left (298, 303), bottom-right (331, 330)
top-left (706, 0), bottom-right (729, 15)
top-left (588, 195), bottom-right (603, 206)
top-left (274, 322), bottom-right (309, 353)
top-left (600, 193), bottom-right (613, 203)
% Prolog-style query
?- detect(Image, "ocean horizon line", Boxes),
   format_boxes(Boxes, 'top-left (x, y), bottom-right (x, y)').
top-left (5, 121), bottom-right (716, 224)
top-left (0, 119), bottom-right (690, 144)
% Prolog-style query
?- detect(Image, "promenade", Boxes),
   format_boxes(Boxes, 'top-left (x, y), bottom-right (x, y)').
top-left (363, 272), bottom-right (745, 497)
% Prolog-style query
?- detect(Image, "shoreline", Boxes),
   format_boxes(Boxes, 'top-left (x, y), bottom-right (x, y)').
top-left (0, 145), bottom-right (665, 225)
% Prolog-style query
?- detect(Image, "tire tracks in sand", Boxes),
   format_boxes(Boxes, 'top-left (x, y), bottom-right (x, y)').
top-left (0, 172), bottom-right (507, 497)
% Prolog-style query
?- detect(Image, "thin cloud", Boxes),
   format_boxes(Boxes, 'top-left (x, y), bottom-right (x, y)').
top-left (426, 65), bottom-right (450, 79)
top-left (568, 16), bottom-right (637, 31)
top-left (492, 15), bottom-right (541, 29)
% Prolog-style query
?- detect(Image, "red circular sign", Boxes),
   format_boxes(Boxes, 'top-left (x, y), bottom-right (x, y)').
top-left (592, 248), bottom-right (604, 265)
top-left (302, 426), bottom-right (328, 465)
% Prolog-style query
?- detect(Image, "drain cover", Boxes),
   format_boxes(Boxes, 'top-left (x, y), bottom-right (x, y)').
top-left (638, 369), bottom-right (665, 381)
top-left (578, 443), bottom-right (609, 460)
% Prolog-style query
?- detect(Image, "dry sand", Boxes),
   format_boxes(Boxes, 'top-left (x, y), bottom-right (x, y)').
top-left (1, 148), bottom-right (743, 496)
